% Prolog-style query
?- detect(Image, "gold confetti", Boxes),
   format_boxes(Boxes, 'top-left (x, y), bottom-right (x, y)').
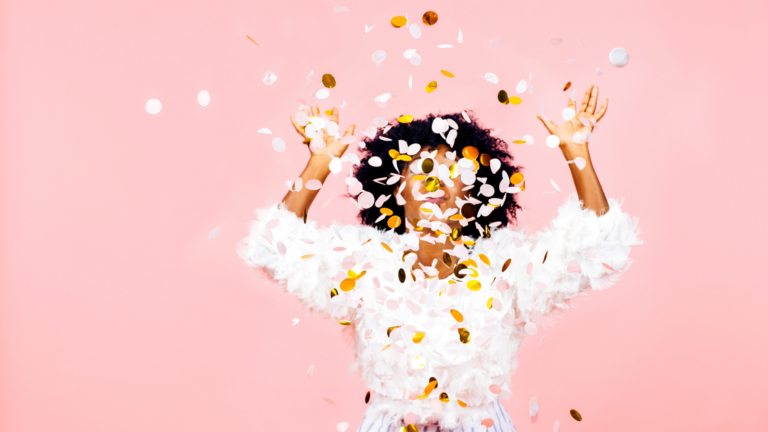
top-left (361, 238), bottom-right (372, 245)
top-left (339, 320), bottom-right (352, 325)
top-left (439, 392), bottom-right (450, 403)
top-left (387, 215), bottom-right (402, 229)
top-left (449, 214), bottom-right (465, 221)
top-left (450, 227), bottom-right (462, 241)
top-left (487, 297), bottom-right (494, 309)
top-left (440, 70), bottom-right (455, 78)
top-left (413, 332), bottom-right (425, 343)
top-left (543, 250), bottom-right (548, 263)
top-left (425, 176), bottom-right (440, 192)
top-left (458, 328), bottom-right (471, 343)
top-left (422, 11), bottom-right (438, 25)
top-left (303, 207), bottom-right (308, 223)
top-left (510, 173), bottom-right (524, 184)
top-left (406, 425), bottom-right (418, 432)
top-left (479, 254), bottom-right (491, 266)
top-left (479, 153), bottom-right (491, 166)
top-left (398, 268), bottom-right (406, 283)
top-left (422, 158), bottom-right (434, 174)
top-left (563, 81), bottom-right (572, 91)
top-left (410, 269), bottom-right (417, 282)
top-left (321, 73), bottom-right (336, 89)
top-left (324, 109), bottom-right (333, 115)
top-left (402, 250), bottom-right (415, 262)
top-left (340, 278), bottom-right (356, 291)
top-left (498, 90), bottom-right (509, 104)
top-left (462, 258), bottom-right (478, 268)
top-left (429, 377), bottom-right (438, 389)
top-left (398, 114), bottom-right (414, 123)
top-left (457, 400), bottom-right (467, 407)
top-left (463, 239), bottom-right (476, 247)
top-left (502, 258), bottom-right (512, 272)
top-left (426, 81), bottom-right (438, 93)
top-left (467, 280), bottom-right (482, 291)
top-left (382, 344), bottom-right (391, 351)
top-left (413, 174), bottom-right (427, 181)
top-left (450, 309), bottom-right (464, 322)
top-left (301, 254), bottom-right (315, 259)
top-left (485, 225), bottom-right (491, 239)
top-left (246, 35), bottom-right (259, 46)
top-left (520, 181), bottom-right (526, 191)
top-left (323, 197), bottom-right (332, 207)
top-left (391, 16), bottom-right (408, 28)
top-left (510, 96), bottom-right (522, 105)
top-left (442, 252), bottom-right (453, 267)
top-left (365, 391), bottom-right (371, 403)
top-left (512, 139), bottom-right (527, 144)
top-left (570, 409), bottom-right (582, 421)
top-left (381, 242), bottom-right (393, 252)
top-left (330, 288), bottom-right (338, 298)
top-left (323, 397), bottom-right (335, 404)
top-left (462, 146), bottom-right (479, 160)
top-left (454, 263), bottom-right (467, 278)
top-left (387, 326), bottom-right (401, 337)
top-left (380, 208), bottom-right (393, 216)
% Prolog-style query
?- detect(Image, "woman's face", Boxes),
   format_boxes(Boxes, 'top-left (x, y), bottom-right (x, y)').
top-left (400, 143), bottom-right (472, 233)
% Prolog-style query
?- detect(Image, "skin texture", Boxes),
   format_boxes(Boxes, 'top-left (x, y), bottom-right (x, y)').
top-left (283, 85), bottom-right (610, 279)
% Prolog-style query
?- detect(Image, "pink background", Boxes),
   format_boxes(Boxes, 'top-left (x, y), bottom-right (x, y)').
top-left (2, 0), bottom-right (767, 431)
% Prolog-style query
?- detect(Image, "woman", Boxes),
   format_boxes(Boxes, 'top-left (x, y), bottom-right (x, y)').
top-left (238, 85), bottom-right (641, 431)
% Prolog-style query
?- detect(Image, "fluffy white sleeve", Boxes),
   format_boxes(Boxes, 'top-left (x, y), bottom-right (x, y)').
top-left (498, 194), bottom-right (642, 317)
top-left (237, 202), bottom-right (379, 318)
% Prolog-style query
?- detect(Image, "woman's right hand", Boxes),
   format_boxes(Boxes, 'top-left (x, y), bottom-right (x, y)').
top-left (290, 104), bottom-right (356, 159)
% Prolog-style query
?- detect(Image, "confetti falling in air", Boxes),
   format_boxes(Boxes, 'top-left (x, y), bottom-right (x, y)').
top-left (410, 24), bottom-right (422, 39)
top-left (570, 409), bottom-right (582, 421)
top-left (246, 35), bottom-right (259, 46)
top-left (271, 137), bottom-right (286, 153)
top-left (441, 70), bottom-right (455, 78)
top-left (550, 179), bottom-right (561, 192)
top-left (292, 318), bottom-right (299, 326)
top-left (307, 365), bottom-right (314, 378)
top-left (596, 67), bottom-right (604, 75)
top-left (365, 24), bottom-right (374, 33)
top-left (323, 397), bottom-right (336, 405)
top-left (391, 16), bottom-right (407, 28)
top-left (563, 81), bottom-right (572, 91)
top-left (549, 37), bottom-right (563, 46)
top-left (372, 50), bottom-right (387, 66)
top-left (263, 71), bottom-right (277, 85)
top-left (539, 334), bottom-right (547, 345)
top-left (553, 420), bottom-right (560, 432)
top-left (573, 157), bottom-right (587, 170)
top-left (336, 422), bottom-right (349, 432)
top-left (145, 99), bottom-right (161, 115)
top-left (609, 47), bottom-right (629, 66)
top-left (437, 44), bottom-right (453, 48)
top-left (333, 6), bottom-right (349, 12)
top-left (488, 37), bottom-right (502, 49)
top-left (208, 227), bottom-right (219, 239)
top-left (481, 73), bottom-right (499, 84)
top-left (197, 90), bottom-right (210, 106)
top-left (422, 11), bottom-right (438, 25)
top-left (322, 74), bottom-right (337, 88)
top-left (546, 135), bottom-right (560, 148)
top-left (257, 128), bottom-right (272, 134)
top-left (426, 81), bottom-right (438, 93)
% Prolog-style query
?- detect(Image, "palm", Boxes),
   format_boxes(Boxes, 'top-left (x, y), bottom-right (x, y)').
top-left (290, 104), bottom-right (355, 158)
top-left (538, 85), bottom-right (607, 147)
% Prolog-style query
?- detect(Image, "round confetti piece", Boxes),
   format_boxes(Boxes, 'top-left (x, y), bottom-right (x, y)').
top-left (340, 278), bottom-right (356, 291)
top-left (410, 53), bottom-right (422, 66)
top-left (515, 79), bottom-right (527, 94)
top-left (510, 173), bottom-right (524, 184)
top-left (563, 81), bottom-right (572, 91)
top-left (488, 37), bottom-right (503, 49)
top-left (457, 400), bottom-right (467, 407)
top-left (561, 108), bottom-right (576, 121)
top-left (479, 154), bottom-right (491, 166)
top-left (441, 70), bottom-right (455, 78)
top-left (380, 207), bottom-right (393, 216)
top-left (553, 420), bottom-right (560, 432)
top-left (497, 90), bottom-right (509, 104)
top-left (530, 402), bottom-right (539, 417)
top-left (450, 309), bottom-right (464, 322)
top-left (462, 146), bottom-right (479, 160)
top-left (481, 419), bottom-right (494, 428)
top-left (574, 157), bottom-right (587, 170)
top-left (145, 98), bottom-right (162, 115)
top-left (413, 332), bottom-right (425, 343)
top-left (409, 24), bottom-right (422, 39)
top-left (387, 215), bottom-right (402, 229)
top-left (422, 11), bottom-right (438, 25)
top-left (398, 115), bottom-right (414, 123)
top-left (391, 16), bottom-right (407, 28)
top-left (546, 135), bottom-right (561, 148)
top-left (426, 81), bottom-right (438, 93)
top-left (524, 322), bottom-right (538, 335)
top-left (316, 88), bottom-right (330, 100)
top-left (337, 422), bottom-right (349, 432)
top-left (358, 191), bottom-right (375, 209)
top-left (263, 70), bottom-right (277, 85)
top-left (338, 321), bottom-right (351, 325)
top-left (531, 310), bottom-right (543, 323)
top-left (322, 73), bottom-right (337, 88)
top-left (489, 385), bottom-right (502, 394)
top-left (467, 280), bottom-right (481, 291)
top-left (197, 90), bottom-right (210, 107)
top-left (609, 47), bottom-right (629, 67)
top-left (271, 137), bottom-right (286, 153)
top-left (570, 409), bottom-right (582, 421)
top-left (509, 96), bottom-right (522, 105)
top-left (208, 227), bottom-right (219, 239)
top-left (368, 156), bottom-right (382, 167)
top-left (372, 50), bottom-right (387, 64)
top-left (405, 425), bottom-right (418, 432)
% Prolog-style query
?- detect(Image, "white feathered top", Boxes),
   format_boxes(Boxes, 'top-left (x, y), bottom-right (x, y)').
top-left (238, 195), bottom-right (641, 429)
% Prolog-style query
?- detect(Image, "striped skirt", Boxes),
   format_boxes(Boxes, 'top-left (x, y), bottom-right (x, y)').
top-left (356, 400), bottom-right (516, 432)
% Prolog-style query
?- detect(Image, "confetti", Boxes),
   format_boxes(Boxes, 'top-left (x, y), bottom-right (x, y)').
top-left (609, 47), bottom-right (629, 67)
top-left (372, 50), bottom-right (387, 65)
top-left (497, 90), bottom-right (509, 104)
top-left (561, 108), bottom-right (576, 121)
top-left (481, 419), bottom-right (494, 428)
top-left (488, 37), bottom-right (502, 49)
top-left (509, 96), bottom-right (522, 105)
top-left (570, 409), bottom-right (582, 421)
top-left (457, 400), bottom-right (467, 407)
top-left (292, 317), bottom-right (299, 326)
top-left (263, 71), bottom-right (277, 85)
top-left (550, 179), bottom-right (560, 192)
top-left (322, 73), bottom-right (337, 88)
top-left (271, 137), bottom-right (286, 153)
top-left (333, 6), bottom-right (349, 12)
top-left (246, 35), bottom-right (259, 46)
top-left (563, 81), bottom-right (572, 91)
top-left (450, 309), bottom-right (464, 322)
top-left (316, 88), bottom-right (330, 100)
top-left (546, 135), bottom-right (560, 148)
top-left (510, 173), bottom-right (524, 184)
top-left (549, 37), bottom-right (563, 46)
top-left (145, 99), bottom-right (162, 115)
top-left (596, 67), bottom-right (604, 75)
top-left (323, 397), bottom-right (336, 404)
top-left (336, 422), bottom-right (349, 432)
top-left (338, 320), bottom-right (352, 325)
top-left (410, 53), bottom-right (422, 66)
top-left (422, 11), bottom-right (438, 25)
top-left (365, 391), bottom-right (371, 403)
top-left (403, 49), bottom-right (417, 59)
top-left (197, 90), bottom-right (210, 107)
top-left (410, 24), bottom-right (422, 39)
top-left (391, 16), bottom-right (407, 28)
top-left (524, 322), bottom-right (538, 335)
top-left (365, 24), bottom-right (374, 33)
top-left (426, 81), bottom-right (438, 93)
top-left (515, 80), bottom-right (528, 94)
top-left (387, 215), bottom-right (402, 229)
top-left (257, 128), bottom-right (272, 134)
top-left (441, 70), bottom-right (455, 78)
top-left (208, 227), bottom-right (219, 239)
top-left (458, 328), bottom-right (471, 343)
top-left (489, 384), bottom-right (501, 394)
top-left (574, 157), bottom-right (587, 170)
top-left (554, 420), bottom-right (560, 432)
top-left (409, 75), bottom-right (413, 90)
top-left (301, 254), bottom-right (315, 259)
top-left (458, 28), bottom-right (463, 43)
top-left (467, 280), bottom-right (481, 291)
top-left (530, 402), bottom-right (539, 417)
top-left (413, 332), bottom-right (425, 343)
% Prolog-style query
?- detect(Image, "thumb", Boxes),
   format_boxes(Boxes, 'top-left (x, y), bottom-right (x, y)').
top-left (343, 124), bottom-right (356, 137)
top-left (536, 116), bottom-right (557, 134)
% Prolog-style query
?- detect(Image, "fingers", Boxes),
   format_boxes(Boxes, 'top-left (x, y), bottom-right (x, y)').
top-left (567, 97), bottom-right (576, 111)
top-left (579, 85), bottom-right (593, 112)
top-left (595, 98), bottom-right (608, 121)
top-left (290, 116), bottom-right (307, 138)
top-left (311, 104), bottom-right (320, 117)
top-left (536, 116), bottom-right (557, 134)
top-left (330, 107), bottom-right (339, 125)
top-left (343, 124), bottom-right (356, 137)
top-left (586, 86), bottom-right (599, 114)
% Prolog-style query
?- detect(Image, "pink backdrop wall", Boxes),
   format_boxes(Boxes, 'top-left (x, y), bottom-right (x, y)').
top-left (2, 0), bottom-right (767, 431)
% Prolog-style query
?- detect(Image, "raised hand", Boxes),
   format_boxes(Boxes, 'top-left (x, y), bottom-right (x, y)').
top-left (537, 85), bottom-right (607, 148)
top-left (290, 104), bottom-right (355, 159)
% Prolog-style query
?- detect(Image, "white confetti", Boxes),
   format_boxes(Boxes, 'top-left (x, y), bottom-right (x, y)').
top-left (523, 134), bottom-right (534, 145)
top-left (458, 28), bottom-right (463, 43)
top-left (553, 420), bottom-right (560, 432)
top-left (481, 73), bottom-right (499, 84)
top-left (566, 59), bottom-right (577, 63)
top-left (572, 131), bottom-right (582, 144)
top-left (337, 422), bottom-right (349, 432)
top-left (292, 318), bottom-right (300, 326)
top-left (529, 402), bottom-right (539, 417)
top-left (409, 53), bottom-right (422, 66)
top-left (263, 70), bottom-right (277, 85)
top-left (437, 44), bottom-right (453, 48)
top-left (524, 322), bottom-right (538, 335)
top-left (197, 90), bottom-right (210, 107)
top-left (488, 37), bottom-right (502, 49)
top-left (329, 157), bottom-right (342, 175)
top-left (410, 24), bottom-right (422, 39)
top-left (561, 108), bottom-right (576, 121)
top-left (409, 75), bottom-right (412, 91)
top-left (306, 179), bottom-right (323, 190)
top-left (258, 128), bottom-right (272, 134)
top-left (307, 365), bottom-right (314, 378)
top-left (403, 49), bottom-right (417, 59)
top-left (145, 98), bottom-right (162, 115)
top-left (365, 24), bottom-right (375, 33)
top-left (596, 67), bottom-right (604, 75)
top-left (546, 135), bottom-right (560, 148)
top-left (208, 227), bottom-right (219, 239)
top-left (609, 47), bottom-right (629, 67)
top-left (574, 157), bottom-right (587, 170)
top-left (316, 88), bottom-right (330, 100)
top-left (369, 156), bottom-right (382, 167)
top-left (550, 179), bottom-right (560, 192)
top-left (373, 117), bottom-right (388, 128)
top-left (461, 111), bottom-right (470, 122)
top-left (333, 5), bottom-right (349, 12)
top-left (515, 79), bottom-right (528, 94)
top-left (372, 50), bottom-right (387, 65)
top-left (549, 37), bottom-right (563, 46)
top-left (490, 159), bottom-right (501, 174)
top-left (271, 137), bottom-right (286, 153)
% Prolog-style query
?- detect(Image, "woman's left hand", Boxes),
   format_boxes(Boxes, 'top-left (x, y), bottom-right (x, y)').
top-left (537, 85), bottom-right (607, 150)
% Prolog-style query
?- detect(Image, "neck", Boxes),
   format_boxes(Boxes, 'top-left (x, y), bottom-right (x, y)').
top-left (413, 233), bottom-right (455, 280)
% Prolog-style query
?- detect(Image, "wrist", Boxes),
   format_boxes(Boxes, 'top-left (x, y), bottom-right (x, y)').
top-left (560, 144), bottom-right (590, 160)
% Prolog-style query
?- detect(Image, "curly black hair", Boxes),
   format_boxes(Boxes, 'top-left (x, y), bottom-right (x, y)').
top-left (351, 111), bottom-right (523, 238)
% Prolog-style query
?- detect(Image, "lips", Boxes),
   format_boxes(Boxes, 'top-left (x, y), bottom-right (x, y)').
top-left (426, 197), bottom-right (445, 204)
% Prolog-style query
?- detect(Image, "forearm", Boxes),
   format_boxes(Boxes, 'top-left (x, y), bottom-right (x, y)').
top-left (283, 154), bottom-right (334, 219)
top-left (561, 145), bottom-right (609, 216)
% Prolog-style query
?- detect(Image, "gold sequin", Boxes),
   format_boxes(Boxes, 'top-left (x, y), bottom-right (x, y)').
top-left (330, 288), bottom-right (338, 298)
top-left (458, 328), bottom-right (471, 343)
top-left (365, 391), bottom-right (371, 403)
top-left (509, 96), bottom-right (522, 105)
top-left (439, 392), bottom-right (450, 403)
top-left (457, 400), bottom-right (467, 407)
top-left (479, 153), bottom-right (491, 166)
top-left (406, 425), bottom-right (418, 432)
top-left (440, 70), bottom-right (454, 78)
top-left (422, 11), bottom-right (438, 25)
top-left (388, 215), bottom-right (402, 229)
top-left (387, 326), bottom-right (401, 337)
top-left (510, 173), bottom-right (524, 184)
top-left (570, 409), bottom-right (582, 421)
top-left (450, 309), bottom-right (464, 322)
top-left (391, 16), bottom-right (407, 28)
top-left (340, 278), bottom-right (356, 291)
top-left (467, 280), bottom-right (481, 291)
top-left (402, 250), bottom-right (415, 262)
top-left (542, 250), bottom-right (548, 263)
top-left (422, 158), bottom-right (434, 174)
top-left (381, 208), bottom-right (393, 216)
top-left (426, 81), bottom-right (438, 93)
top-left (462, 146), bottom-right (479, 160)
top-left (339, 320), bottom-right (352, 325)
top-left (563, 81), bottom-right (572, 91)
top-left (487, 297), bottom-right (494, 309)
top-left (442, 252), bottom-right (453, 267)
top-left (398, 115), bottom-right (414, 123)
top-left (413, 332), bottom-right (425, 343)
top-left (301, 254), bottom-right (315, 259)
top-left (498, 90), bottom-right (509, 105)
top-left (321, 73), bottom-right (336, 89)
top-left (450, 227), bottom-right (462, 241)
top-left (398, 268), bottom-right (406, 283)
top-left (425, 176), bottom-right (440, 192)
top-left (454, 263), bottom-right (467, 279)
top-left (479, 254), bottom-right (490, 266)
top-left (502, 258), bottom-right (512, 272)
top-left (381, 242), bottom-right (393, 253)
